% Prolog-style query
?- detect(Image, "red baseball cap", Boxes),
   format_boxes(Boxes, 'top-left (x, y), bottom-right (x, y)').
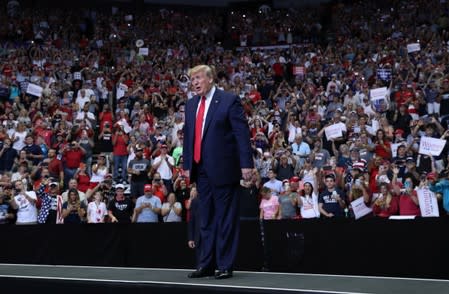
top-left (289, 176), bottom-right (300, 183)
top-left (394, 129), bottom-right (404, 136)
top-left (427, 172), bottom-right (437, 181)
top-left (144, 184), bottom-right (152, 192)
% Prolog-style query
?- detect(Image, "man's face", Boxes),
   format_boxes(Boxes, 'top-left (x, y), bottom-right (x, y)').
top-left (14, 182), bottom-right (23, 191)
top-left (48, 150), bottom-right (55, 158)
top-left (26, 137), bottom-right (33, 145)
top-left (116, 189), bottom-right (124, 198)
top-left (69, 180), bottom-right (77, 189)
top-left (325, 177), bottom-right (335, 189)
top-left (191, 70), bottom-right (213, 96)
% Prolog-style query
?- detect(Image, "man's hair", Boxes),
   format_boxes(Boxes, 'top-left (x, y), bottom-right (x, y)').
top-left (325, 174), bottom-right (336, 181)
top-left (188, 64), bottom-right (215, 79)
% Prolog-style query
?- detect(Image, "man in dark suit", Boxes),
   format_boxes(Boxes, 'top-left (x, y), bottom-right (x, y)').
top-left (183, 65), bottom-right (253, 279)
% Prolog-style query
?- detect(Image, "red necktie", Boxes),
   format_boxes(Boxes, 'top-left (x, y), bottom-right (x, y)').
top-left (194, 96), bottom-right (206, 163)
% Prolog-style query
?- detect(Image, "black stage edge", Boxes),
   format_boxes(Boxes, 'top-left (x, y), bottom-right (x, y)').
top-left (1, 277), bottom-right (329, 294)
top-left (1, 218), bottom-right (448, 279)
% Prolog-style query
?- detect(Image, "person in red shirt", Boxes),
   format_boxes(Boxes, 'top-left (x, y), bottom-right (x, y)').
top-left (62, 141), bottom-right (86, 189)
top-left (398, 177), bottom-right (421, 216)
top-left (372, 182), bottom-right (399, 217)
top-left (99, 104), bottom-right (114, 131)
top-left (152, 172), bottom-right (167, 204)
top-left (394, 83), bottom-right (414, 108)
top-left (305, 105), bottom-right (321, 127)
top-left (46, 148), bottom-right (64, 184)
top-left (112, 126), bottom-right (129, 183)
top-left (373, 129), bottom-right (391, 160)
top-left (74, 162), bottom-right (90, 193)
top-left (248, 86), bottom-right (262, 105)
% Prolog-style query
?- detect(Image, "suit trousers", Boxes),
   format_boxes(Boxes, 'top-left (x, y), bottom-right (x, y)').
top-left (195, 162), bottom-right (240, 271)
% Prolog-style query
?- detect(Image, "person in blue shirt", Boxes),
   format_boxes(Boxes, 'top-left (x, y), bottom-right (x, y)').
top-left (319, 174), bottom-right (347, 217)
top-left (428, 172), bottom-right (449, 215)
top-left (132, 184), bottom-right (162, 223)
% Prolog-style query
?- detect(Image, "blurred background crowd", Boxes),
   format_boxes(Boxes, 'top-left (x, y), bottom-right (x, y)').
top-left (1, 0), bottom-right (449, 224)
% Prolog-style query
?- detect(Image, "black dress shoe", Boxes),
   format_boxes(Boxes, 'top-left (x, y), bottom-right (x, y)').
top-left (215, 270), bottom-right (233, 279)
top-left (188, 268), bottom-right (215, 278)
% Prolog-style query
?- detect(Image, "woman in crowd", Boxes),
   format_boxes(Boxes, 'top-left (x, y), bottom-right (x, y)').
top-left (398, 177), bottom-right (421, 216)
top-left (87, 191), bottom-right (107, 223)
top-left (90, 154), bottom-right (109, 189)
top-left (372, 182), bottom-right (399, 218)
top-left (74, 163), bottom-right (90, 193)
top-left (259, 186), bottom-right (279, 220)
top-left (374, 129), bottom-right (392, 160)
top-left (11, 122), bottom-right (28, 152)
top-left (62, 188), bottom-right (87, 224)
top-left (298, 181), bottom-right (320, 218)
top-left (161, 192), bottom-right (182, 222)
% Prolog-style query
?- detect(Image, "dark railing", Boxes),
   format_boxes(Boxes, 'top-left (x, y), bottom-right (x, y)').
top-left (1, 217), bottom-right (448, 279)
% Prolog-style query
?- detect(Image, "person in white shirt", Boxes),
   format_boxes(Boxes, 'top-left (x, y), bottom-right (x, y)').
top-left (75, 103), bottom-right (96, 128)
top-left (11, 122), bottom-right (28, 152)
top-left (62, 179), bottom-right (87, 203)
top-left (87, 191), bottom-right (107, 223)
top-left (9, 180), bottom-right (37, 224)
top-left (152, 144), bottom-right (175, 191)
top-left (298, 182), bottom-right (320, 218)
top-left (343, 89), bottom-right (359, 107)
top-left (75, 89), bottom-right (90, 110)
top-left (262, 169), bottom-right (283, 196)
top-left (291, 135), bottom-right (310, 169)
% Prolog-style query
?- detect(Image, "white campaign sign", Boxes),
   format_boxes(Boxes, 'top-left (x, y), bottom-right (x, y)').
top-left (407, 43), bottom-right (421, 53)
top-left (324, 124), bottom-right (343, 140)
top-left (351, 197), bottom-right (372, 220)
top-left (26, 83), bottom-right (43, 97)
top-left (419, 136), bottom-right (446, 156)
top-left (391, 143), bottom-right (402, 158)
top-left (351, 193), bottom-right (380, 220)
top-left (370, 87), bottom-right (388, 101)
top-left (417, 187), bottom-right (439, 217)
top-left (138, 48), bottom-right (149, 56)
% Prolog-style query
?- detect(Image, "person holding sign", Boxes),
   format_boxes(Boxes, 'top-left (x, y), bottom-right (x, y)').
top-left (428, 173), bottom-right (449, 215)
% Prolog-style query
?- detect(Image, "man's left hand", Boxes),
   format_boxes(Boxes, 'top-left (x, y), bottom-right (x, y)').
top-left (241, 168), bottom-right (252, 181)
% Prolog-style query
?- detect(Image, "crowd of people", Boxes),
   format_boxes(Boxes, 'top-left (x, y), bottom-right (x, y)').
top-left (1, 0), bottom-right (449, 225)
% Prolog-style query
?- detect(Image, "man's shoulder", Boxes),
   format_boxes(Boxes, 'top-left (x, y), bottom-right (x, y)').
top-left (319, 190), bottom-right (330, 197)
top-left (213, 88), bottom-right (238, 100)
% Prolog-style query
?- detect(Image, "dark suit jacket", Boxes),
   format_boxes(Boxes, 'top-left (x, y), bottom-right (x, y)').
top-left (183, 89), bottom-right (253, 186)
